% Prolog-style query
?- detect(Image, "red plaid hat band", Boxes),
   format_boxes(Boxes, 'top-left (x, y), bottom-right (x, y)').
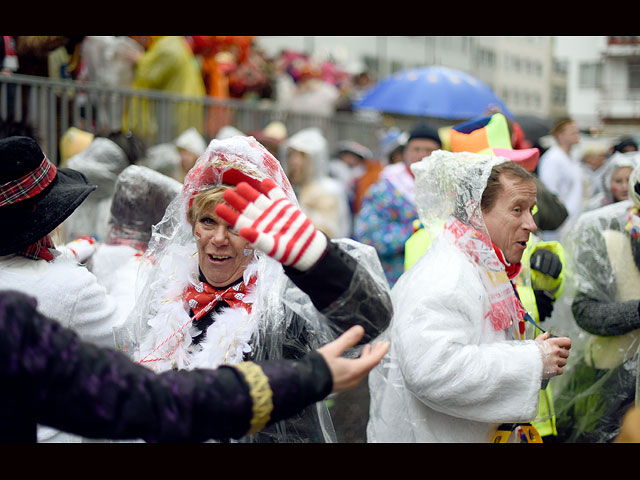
top-left (0, 156), bottom-right (57, 207)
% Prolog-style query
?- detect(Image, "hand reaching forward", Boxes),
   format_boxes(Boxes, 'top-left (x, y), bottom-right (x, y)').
top-left (317, 325), bottom-right (390, 393)
top-left (215, 178), bottom-right (328, 271)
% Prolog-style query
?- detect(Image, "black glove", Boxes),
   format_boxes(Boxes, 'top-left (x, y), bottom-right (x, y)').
top-left (534, 289), bottom-right (555, 321)
top-left (530, 249), bottom-right (562, 279)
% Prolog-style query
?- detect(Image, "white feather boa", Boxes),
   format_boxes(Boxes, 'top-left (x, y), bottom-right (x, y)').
top-left (135, 242), bottom-right (262, 373)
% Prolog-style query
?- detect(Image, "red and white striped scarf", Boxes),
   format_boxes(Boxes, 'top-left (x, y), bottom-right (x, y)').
top-left (444, 217), bottom-right (526, 332)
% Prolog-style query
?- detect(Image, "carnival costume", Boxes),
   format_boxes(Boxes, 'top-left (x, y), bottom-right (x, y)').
top-left (367, 150), bottom-right (548, 443)
top-left (0, 289), bottom-right (333, 443)
top-left (115, 135), bottom-right (392, 443)
top-left (0, 136), bottom-right (131, 442)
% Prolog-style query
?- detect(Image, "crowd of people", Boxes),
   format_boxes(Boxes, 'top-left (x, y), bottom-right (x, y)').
top-left (3, 35), bottom-right (640, 444)
top-left (1, 36), bottom-right (372, 127)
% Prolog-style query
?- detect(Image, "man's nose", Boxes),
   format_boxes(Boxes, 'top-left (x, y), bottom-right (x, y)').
top-left (524, 210), bottom-right (538, 233)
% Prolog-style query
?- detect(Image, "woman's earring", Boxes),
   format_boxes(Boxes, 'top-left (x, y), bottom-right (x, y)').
top-left (243, 248), bottom-right (254, 257)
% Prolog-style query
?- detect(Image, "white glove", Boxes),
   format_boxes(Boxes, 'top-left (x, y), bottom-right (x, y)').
top-left (58, 237), bottom-right (98, 263)
top-left (215, 178), bottom-right (327, 271)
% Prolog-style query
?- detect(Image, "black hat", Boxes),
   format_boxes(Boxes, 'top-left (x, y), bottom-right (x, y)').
top-left (0, 136), bottom-right (96, 255)
top-left (407, 123), bottom-right (442, 147)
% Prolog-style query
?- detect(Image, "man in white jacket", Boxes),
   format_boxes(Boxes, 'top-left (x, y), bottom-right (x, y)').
top-left (537, 118), bottom-right (582, 240)
top-left (367, 150), bottom-right (571, 443)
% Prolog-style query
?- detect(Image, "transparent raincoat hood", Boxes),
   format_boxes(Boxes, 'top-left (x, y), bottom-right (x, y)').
top-left (552, 162), bottom-right (640, 442)
top-left (584, 151), bottom-right (640, 211)
top-left (107, 164), bottom-right (182, 247)
top-left (114, 135), bottom-right (389, 443)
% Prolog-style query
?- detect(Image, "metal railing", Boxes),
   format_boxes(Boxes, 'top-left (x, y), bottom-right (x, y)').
top-left (0, 73), bottom-right (383, 165)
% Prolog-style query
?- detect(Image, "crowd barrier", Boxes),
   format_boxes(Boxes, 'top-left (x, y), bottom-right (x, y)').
top-left (0, 73), bottom-right (383, 165)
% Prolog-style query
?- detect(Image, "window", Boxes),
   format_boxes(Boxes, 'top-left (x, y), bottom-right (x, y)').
top-left (552, 86), bottom-right (566, 106)
top-left (629, 60), bottom-right (640, 90)
top-left (579, 62), bottom-right (602, 88)
top-left (477, 48), bottom-right (496, 67)
top-left (554, 59), bottom-right (568, 75)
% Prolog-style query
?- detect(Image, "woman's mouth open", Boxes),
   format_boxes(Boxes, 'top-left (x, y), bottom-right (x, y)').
top-left (207, 253), bottom-right (232, 263)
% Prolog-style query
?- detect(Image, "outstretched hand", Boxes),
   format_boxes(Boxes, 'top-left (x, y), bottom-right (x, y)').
top-left (215, 178), bottom-right (327, 271)
top-left (317, 325), bottom-right (390, 393)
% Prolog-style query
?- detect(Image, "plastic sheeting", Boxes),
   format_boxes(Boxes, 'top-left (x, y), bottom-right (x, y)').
top-left (106, 165), bottom-right (182, 249)
top-left (583, 151), bottom-right (640, 212)
top-left (367, 150), bottom-right (545, 442)
top-left (113, 135), bottom-right (391, 443)
top-left (63, 137), bottom-right (129, 242)
top-left (89, 165), bottom-right (182, 326)
top-left (552, 165), bottom-right (640, 441)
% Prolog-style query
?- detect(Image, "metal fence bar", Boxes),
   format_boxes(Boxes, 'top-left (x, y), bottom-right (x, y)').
top-left (0, 73), bottom-right (383, 165)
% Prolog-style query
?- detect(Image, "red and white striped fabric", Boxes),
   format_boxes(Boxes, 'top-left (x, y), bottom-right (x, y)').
top-left (216, 178), bottom-right (327, 271)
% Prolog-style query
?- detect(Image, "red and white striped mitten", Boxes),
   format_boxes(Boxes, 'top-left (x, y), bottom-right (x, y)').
top-left (215, 178), bottom-right (327, 271)
top-left (58, 236), bottom-right (97, 263)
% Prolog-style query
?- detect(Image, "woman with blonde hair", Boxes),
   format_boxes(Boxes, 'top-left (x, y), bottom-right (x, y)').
top-left (115, 134), bottom-right (392, 443)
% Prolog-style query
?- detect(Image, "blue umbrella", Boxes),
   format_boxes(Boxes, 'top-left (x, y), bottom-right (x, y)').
top-left (353, 65), bottom-right (512, 120)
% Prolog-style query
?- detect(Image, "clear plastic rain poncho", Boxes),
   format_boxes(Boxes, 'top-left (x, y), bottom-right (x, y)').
top-left (63, 137), bottom-right (129, 242)
top-left (551, 162), bottom-right (640, 442)
top-left (367, 150), bottom-right (545, 443)
top-left (89, 165), bottom-right (182, 324)
top-left (114, 135), bottom-right (390, 443)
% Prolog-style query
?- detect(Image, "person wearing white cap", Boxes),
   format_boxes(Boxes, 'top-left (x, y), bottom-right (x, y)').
top-left (175, 127), bottom-right (207, 179)
top-left (282, 127), bottom-right (352, 239)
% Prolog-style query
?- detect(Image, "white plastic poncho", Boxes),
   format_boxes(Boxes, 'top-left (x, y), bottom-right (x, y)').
top-left (552, 163), bottom-right (640, 442)
top-left (367, 150), bottom-right (544, 443)
top-left (114, 135), bottom-right (390, 443)
top-left (63, 137), bottom-right (129, 242)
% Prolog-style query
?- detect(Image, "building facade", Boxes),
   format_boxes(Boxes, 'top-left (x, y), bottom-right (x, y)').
top-left (256, 35), bottom-right (565, 122)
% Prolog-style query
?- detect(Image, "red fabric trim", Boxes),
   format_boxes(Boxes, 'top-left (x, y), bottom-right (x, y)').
top-left (0, 156), bottom-right (57, 207)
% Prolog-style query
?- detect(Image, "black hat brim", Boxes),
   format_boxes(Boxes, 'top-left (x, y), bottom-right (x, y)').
top-left (0, 167), bottom-right (96, 255)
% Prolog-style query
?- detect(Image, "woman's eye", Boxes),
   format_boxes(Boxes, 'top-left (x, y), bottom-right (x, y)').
top-left (199, 217), bottom-right (216, 226)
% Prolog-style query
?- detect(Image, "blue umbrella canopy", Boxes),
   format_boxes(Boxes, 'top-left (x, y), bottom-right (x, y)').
top-left (353, 65), bottom-right (512, 120)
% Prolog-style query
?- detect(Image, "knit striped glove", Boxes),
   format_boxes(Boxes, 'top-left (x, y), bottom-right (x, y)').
top-left (57, 236), bottom-right (98, 263)
top-left (215, 178), bottom-right (327, 271)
